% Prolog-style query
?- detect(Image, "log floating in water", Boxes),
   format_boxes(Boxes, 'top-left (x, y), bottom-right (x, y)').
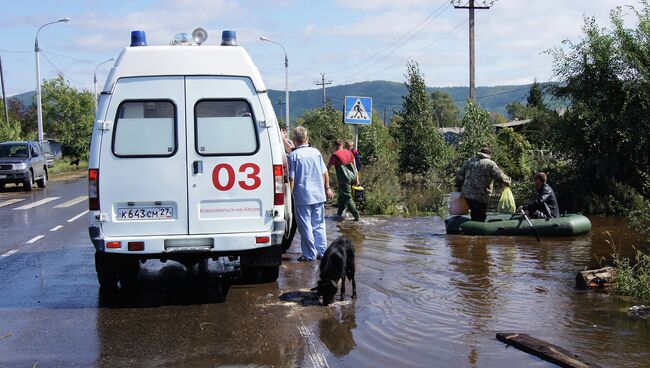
top-left (576, 266), bottom-right (616, 289)
top-left (496, 333), bottom-right (602, 368)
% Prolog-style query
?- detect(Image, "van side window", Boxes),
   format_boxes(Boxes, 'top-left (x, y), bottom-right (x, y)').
top-left (113, 101), bottom-right (176, 157)
top-left (195, 100), bottom-right (258, 155)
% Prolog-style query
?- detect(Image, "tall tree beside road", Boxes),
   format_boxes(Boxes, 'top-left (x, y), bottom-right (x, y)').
top-left (0, 100), bottom-right (22, 141)
top-left (550, 2), bottom-right (650, 192)
top-left (458, 100), bottom-right (496, 162)
top-left (398, 61), bottom-right (447, 175)
top-left (431, 91), bottom-right (461, 127)
top-left (42, 75), bottom-right (94, 158)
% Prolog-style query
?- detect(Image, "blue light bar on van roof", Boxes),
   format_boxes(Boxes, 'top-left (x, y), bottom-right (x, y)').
top-left (130, 31), bottom-right (147, 47)
top-left (221, 30), bottom-right (237, 46)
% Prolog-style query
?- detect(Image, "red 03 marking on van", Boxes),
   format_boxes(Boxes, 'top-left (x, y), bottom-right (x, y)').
top-left (212, 163), bottom-right (261, 191)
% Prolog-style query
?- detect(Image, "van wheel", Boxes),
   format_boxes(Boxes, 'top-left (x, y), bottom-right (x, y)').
top-left (118, 259), bottom-right (140, 289)
top-left (282, 205), bottom-right (297, 252)
top-left (23, 171), bottom-right (33, 191)
top-left (36, 170), bottom-right (47, 188)
top-left (95, 252), bottom-right (118, 290)
top-left (240, 265), bottom-right (279, 283)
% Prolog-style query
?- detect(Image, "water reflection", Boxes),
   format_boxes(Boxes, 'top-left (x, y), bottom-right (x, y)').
top-left (319, 303), bottom-right (357, 357)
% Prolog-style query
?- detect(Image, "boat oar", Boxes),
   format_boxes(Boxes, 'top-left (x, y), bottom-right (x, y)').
top-left (520, 209), bottom-right (541, 242)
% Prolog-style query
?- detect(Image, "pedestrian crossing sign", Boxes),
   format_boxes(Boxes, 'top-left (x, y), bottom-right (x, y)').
top-left (344, 96), bottom-right (372, 125)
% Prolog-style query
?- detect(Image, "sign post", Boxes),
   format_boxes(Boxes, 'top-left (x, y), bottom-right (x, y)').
top-left (344, 96), bottom-right (372, 151)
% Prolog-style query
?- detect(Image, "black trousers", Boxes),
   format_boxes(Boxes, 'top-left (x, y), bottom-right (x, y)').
top-left (465, 198), bottom-right (487, 222)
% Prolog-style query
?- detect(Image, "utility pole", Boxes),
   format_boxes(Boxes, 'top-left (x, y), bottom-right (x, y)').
top-left (0, 55), bottom-right (9, 125)
top-left (453, 0), bottom-right (492, 102)
top-left (315, 73), bottom-right (332, 106)
top-left (275, 97), bottom-right (285, 126)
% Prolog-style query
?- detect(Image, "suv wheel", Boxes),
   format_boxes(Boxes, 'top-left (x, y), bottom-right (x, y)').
top-left (23, 171), bottom-right (33, 191)
top-left (240, 265), bottom-right (280, 283)
top-left (36, 169), bottom-right (47, 188)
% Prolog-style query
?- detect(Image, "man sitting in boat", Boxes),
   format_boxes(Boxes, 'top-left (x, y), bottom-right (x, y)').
top-left (517, 171), bottom-right (560, 219)
top-left (455, 147), bottom-right (512, 222)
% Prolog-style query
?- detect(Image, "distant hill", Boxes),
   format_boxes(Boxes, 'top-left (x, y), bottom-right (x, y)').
top-left (10, 81), bottom-right (558, 121)
top-left (269, 81), bottom-right (558, 122)
top-left (7, 91), bottom-right (35, 108)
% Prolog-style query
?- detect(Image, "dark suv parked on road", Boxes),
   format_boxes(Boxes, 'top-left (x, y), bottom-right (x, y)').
top-left (0, 141), bottom-right (48, 191)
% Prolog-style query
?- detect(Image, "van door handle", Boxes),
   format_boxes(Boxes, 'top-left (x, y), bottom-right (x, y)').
top-left (193, 161), bottom-right (203, 175)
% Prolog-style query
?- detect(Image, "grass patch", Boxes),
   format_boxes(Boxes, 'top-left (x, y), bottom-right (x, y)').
top-left (602, 233), bottom-right (650, 301)
top-left (48, 158), bottom-right (88, 176)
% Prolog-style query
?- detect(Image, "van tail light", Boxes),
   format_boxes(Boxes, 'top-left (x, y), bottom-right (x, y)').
top-left (89, 169), bottom-right (99, 210)
top-left (273, 165), bottom-right (284, 206)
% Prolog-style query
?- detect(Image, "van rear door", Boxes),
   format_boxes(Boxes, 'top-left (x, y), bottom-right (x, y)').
top-left (99, 77), bottom-right (189, 237)
top-left (185, 76), bottom-right (273, 235)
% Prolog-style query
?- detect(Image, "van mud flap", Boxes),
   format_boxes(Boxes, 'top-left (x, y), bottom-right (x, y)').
top-left (240, 245), bottom-right (282, 267)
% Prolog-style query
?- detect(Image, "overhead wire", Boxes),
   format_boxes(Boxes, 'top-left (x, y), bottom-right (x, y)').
top-left (40, 51), bottom-right (85, 85)
top-left (0, 48), bottom-right (31, 54)
top-left (341, 18), bottom-right (468, 85)
top-left (327, 0), bottom-right (452, 76)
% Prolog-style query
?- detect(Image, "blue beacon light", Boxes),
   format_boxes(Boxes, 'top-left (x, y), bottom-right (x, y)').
top-left (221, 30), bottom-right (237, 46)
top-left (130, 31), bottom-right (147, 47)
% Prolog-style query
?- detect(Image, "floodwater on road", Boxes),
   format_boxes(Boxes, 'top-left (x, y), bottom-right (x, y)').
top-left (0, 213), bottom-right (648, 367)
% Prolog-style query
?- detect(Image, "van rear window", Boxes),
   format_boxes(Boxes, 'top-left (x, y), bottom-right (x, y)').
top-left (195, 100), bottom-right (258, 155)
top-left (113, 101), bottom-right (176, 157)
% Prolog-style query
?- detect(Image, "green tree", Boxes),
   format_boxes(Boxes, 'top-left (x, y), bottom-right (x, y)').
top-left (550, 2), bottom-right (650, 192)
top-left (526, 80), bottom-right (547, 110)
top-left (505, 101), bottom-right (528, 120)
top-left (358, 109), bottom-right (398, 166)
top-left (0, 100), bottom-right (22, 141)
top-left (298, 100), bottom-right (351, 153)
top-left (41, 75), bottom-right (95, 158)
top-left (431, 91), bottom-right (460, 127)
top-left (458, 100), bottom-right (496, 161)
top-left (398, 61), bottom-right (447, 175)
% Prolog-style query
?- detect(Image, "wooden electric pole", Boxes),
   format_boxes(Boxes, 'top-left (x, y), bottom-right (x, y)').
top-left (454, 0), bottom-right (492, 102)
top-left (315, 73), bottom-right (332, 106)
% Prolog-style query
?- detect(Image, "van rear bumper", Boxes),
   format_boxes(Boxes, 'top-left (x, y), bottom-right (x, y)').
top-left (89, 219), bottom-right (286, 255)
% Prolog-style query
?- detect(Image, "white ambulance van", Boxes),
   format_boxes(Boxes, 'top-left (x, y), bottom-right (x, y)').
top-left (88, 30), bottom-right (295, 288)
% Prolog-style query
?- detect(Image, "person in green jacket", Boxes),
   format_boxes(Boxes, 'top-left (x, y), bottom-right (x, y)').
top-left (455, 147), bottom-right (511, 222)
top-left (328, 139), bottom-right (360, 221)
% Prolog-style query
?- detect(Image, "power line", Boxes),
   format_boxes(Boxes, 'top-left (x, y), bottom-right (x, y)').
top-left (327, 0), bottom-right (451, 76)
top-left (0, 49), bottom-right (31, 54)
top-left (40, 51), bottom-right (85, 85)
top-left (341, 18), bottom-right (468, 85)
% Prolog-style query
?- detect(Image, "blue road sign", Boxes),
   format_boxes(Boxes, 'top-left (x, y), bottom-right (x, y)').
top-left (344, 96), bottom-right (372, 125)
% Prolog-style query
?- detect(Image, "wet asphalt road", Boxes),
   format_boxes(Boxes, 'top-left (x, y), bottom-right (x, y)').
top-left (0, 175), bottom-right (346, 367)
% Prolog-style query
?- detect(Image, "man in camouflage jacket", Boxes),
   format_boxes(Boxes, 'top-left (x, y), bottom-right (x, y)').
top-left (455, 147), bottom-right (511, 222)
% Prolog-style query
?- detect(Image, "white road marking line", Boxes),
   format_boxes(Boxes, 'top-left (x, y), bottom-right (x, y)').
top-left (67, 210), bottom-right (89, 223)
top-left (0, 198), bottom-right (25, 208)
top-left (50, 225), bottom-right (63, 232)
top-left (13, 197), bottom-right (60, 210)
top-left (54, 196), bottom-right (88, 208)
top-left (26, 235), bottom-right (45, 244)
top-left (1, 249), bottom-right (19, 257)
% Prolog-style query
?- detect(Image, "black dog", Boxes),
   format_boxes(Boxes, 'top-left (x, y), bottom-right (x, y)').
top-left (70, 158), bottom-right (80, 167)
top-left (311, 237), bottom-right (357, 306)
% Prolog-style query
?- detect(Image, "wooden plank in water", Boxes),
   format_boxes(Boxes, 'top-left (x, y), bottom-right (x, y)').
top-left (496, 333), bottom-right (602, 368)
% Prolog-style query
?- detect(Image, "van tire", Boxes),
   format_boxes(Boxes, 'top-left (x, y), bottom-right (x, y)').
top-left (23, 171), bottom-right (33, 191)
top-left (95, 252), bottom-right (119, 289)
top-left (118, 258), bottom-right (140, 289)
top-left (36, 170), bottom-right (47, 188)
top-left (240, 265), bottom-right (279, 283)
top-left (282, 205), bottom-right (297, 252)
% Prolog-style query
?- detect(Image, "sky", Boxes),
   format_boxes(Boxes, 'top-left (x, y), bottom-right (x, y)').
top-left (0, 0), bottom-right (642, 97)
